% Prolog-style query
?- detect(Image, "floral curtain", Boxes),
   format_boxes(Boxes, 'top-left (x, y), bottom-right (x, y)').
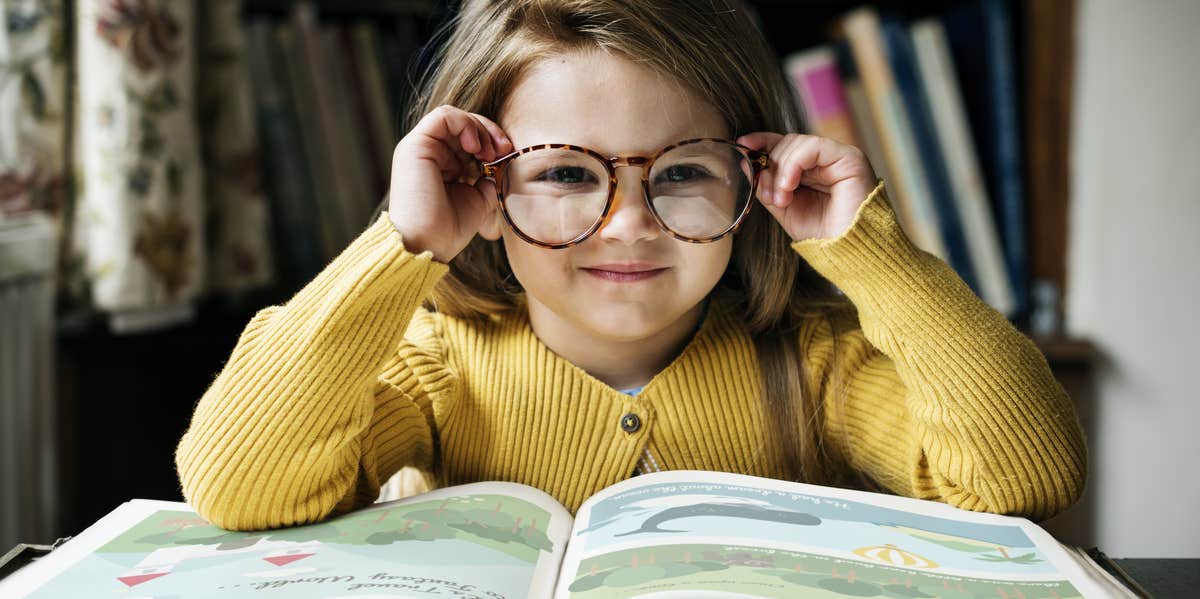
top-left (4, 0), bottom-right (276, 329)
top-left (0, 0), bottom-right (68, 222)
top-left (72, 0), bottom-right (205, 321)
top-left (2, 0), bottom-right (276, 329)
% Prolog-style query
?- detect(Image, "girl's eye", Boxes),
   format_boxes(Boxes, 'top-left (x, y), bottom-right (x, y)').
top-left (535, 166), bottom-right (597, 185)
top-left (656, 164), bottom-right (712, 184)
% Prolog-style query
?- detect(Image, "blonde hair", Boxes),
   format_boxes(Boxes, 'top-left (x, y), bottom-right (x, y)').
top-left (383, 0), bottom-right (872, 489)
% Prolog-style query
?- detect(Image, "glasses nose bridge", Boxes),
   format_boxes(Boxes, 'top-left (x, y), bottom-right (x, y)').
top-left (608, 154), bottom-right (652, 179)
top-left (607, 155), bottom-right (653, 207)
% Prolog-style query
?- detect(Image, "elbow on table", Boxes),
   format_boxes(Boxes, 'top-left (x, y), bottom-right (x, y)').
top-left (979, 444), bottom-right (1089, 522)
top-left (1036, 445), bottom-right (1089, 521)
top-left (176, 452), bottom-right (346, 532)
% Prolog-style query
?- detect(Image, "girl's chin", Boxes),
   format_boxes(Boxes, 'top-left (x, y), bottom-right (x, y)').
top-left (571, 303), bottom-right (688, 340)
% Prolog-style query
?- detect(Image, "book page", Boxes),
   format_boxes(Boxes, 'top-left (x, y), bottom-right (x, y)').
top-left (2, 482), bottom-right (572, 599)
top-left (555, 470), bottom-right (1113, 598)
top-left (1060, 546), bottom-right (1141, 598)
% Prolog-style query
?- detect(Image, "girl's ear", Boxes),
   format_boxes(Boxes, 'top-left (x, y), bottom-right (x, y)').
top-left (478, 201), bottom-right (504, 241)
top-left (475, 176), bottom-right (504, 241)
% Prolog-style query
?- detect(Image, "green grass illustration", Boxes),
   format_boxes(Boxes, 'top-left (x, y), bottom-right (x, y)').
top-left (568, 543), bottom-right (1083, 598)
top-left (97, 495), bottom-right (555, 564)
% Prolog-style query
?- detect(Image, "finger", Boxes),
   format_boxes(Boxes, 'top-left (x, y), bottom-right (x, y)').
top-left (772, 137), bottom-right (810, 207)
top-left (785, 135), bottom-right (858, 188)
top-left (448, 110), bottom-right (485, 156)
top-left (465, 117), bottom-right (491, 160)
top-left (740, 132), bottom-right (787, 205)
top-left (736, 131), bottom-right (783, 153)
top-left (459, 121), bottom-right (483, 155)
top-left (466, 114), bottom-right (502, 161)
top-left (410, 111), bottom-right (489, 177)
top-left (425, 105), bottom-right (486, 157)
top-left (419, 139), bottom-right (465, 182)
top-left (470, 113), bottom-right (514, 158)
top-left (757, 162), bottom-right (776, 206)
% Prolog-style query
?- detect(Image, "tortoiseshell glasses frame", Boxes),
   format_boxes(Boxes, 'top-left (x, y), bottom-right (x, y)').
top-left (476, 138), bottom-right (770, 249)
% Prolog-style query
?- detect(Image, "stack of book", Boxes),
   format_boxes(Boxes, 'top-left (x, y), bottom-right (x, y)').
top-left (242, 1), bottom-right (425, 288)
top-left (783, 1), bottom-right (1031, 322)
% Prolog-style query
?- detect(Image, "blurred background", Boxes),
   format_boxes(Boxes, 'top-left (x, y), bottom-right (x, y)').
top-left (0, 0), bottom-right (1196, 558)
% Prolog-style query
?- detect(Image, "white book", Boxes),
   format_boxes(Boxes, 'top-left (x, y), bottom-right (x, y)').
top-left (911, 18), bottom-right (1016, 317)
top-left (844, 78), bottom-right (894, 204)
top-left (841, 8), bottom-right (948, 261)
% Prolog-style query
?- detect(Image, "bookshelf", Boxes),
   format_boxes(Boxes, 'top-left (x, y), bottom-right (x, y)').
top-left (51, 0), bottom-right (1097, 548)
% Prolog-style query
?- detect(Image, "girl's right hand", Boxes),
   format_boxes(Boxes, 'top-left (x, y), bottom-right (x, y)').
top-left (387, 105), bottom-right (514, 263)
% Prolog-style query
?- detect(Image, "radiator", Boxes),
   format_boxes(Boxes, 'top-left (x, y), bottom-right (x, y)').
top-left (0, 213), bottom-right (58, 551)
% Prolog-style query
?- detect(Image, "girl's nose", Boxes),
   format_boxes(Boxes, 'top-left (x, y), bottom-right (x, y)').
top-left (595, 167), bottom-right (661, 245)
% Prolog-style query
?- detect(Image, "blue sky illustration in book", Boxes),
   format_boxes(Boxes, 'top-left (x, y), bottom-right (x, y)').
top-left (26, 494), bottom-right (555, 599)
top-left (575, 482), bottom-right (1050, 578)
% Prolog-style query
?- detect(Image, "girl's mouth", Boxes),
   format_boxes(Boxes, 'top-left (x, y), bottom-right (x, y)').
top-left (581, 267), bottom-right (668, 282)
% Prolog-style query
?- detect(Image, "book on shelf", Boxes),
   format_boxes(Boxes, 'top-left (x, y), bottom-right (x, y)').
top-left (244, 18), bottom-right (326, 285)
top-left (909, 16), bottom-right (1016, 318)
top-left (274, 22), bottom-right (343, 261)
top-left (834, 40), bottom-right (897, 200)
top-left (240, 2), bottom-right (420, 281)
top-left (320, 24), bottom-right (379, 232)
top-left (291, 4), bottom-right (362, 250)
top-left (0, 470), bottom-right (1138, 598)
top-left (783, 46), bottom-right (863, 147)
top-left (345, 22), bottom-right (398, 201)
top-left (942, 0), bottom-right (1030, 321)
top-left (836, 7), bottom-right (947, 264)
top-left (880, 14), bottom-right (980, 295)
top-left (782, 2), bottom-right (1024, 319)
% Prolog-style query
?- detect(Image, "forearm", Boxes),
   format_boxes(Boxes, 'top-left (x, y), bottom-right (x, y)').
top-left (797, 183), bottom-right (1087, 520)
top-left (175, 213), bottom-right (448, 530)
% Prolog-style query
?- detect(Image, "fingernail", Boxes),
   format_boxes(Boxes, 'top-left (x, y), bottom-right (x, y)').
top-left (761, 189), bottom-right (772, 203)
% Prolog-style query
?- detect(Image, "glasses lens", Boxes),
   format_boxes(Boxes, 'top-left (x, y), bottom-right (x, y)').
top-left (503, 148), bottom-right (610, 245)
top-left (648, 141), bottom-right (754, 240)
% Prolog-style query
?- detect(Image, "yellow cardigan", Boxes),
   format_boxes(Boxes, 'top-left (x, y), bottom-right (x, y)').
top-left (175, 183), bottom-right (1086, 531)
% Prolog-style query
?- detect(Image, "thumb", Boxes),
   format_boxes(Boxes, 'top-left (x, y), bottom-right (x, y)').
top-left (472, 177), bottom-right (505, 240)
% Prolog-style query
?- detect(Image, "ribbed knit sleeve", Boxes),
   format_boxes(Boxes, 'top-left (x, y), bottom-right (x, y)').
top-left (175, 212), bottom-right (450, 531)
top-left (793, 181), bottom-right (1087, 521)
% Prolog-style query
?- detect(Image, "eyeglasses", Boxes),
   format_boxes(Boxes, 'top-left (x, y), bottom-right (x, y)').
top-left (477, 138), bottom-right (769, 249)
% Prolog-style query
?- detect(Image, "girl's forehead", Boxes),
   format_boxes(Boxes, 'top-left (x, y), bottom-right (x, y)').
top-left (499, 50), bottom-right (727, 153)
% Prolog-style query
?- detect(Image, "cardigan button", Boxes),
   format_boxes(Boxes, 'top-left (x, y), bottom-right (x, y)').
top-left (620, 413), bottom-right (642, 434)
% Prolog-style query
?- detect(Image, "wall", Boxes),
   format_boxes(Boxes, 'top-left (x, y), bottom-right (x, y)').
top-left (1068, 0), bottom-right (1200, 557)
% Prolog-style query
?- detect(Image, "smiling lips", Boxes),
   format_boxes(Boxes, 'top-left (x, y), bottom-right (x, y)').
top-left (581, 263), bottom-right (668, 282)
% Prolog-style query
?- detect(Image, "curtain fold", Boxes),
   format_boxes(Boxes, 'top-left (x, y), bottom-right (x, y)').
top-left (73, 0), bottom-right (206, 321)
top-left (0, 0), bottom-right (279, 329)
top-left (0, 0), bottom-right (69, 225)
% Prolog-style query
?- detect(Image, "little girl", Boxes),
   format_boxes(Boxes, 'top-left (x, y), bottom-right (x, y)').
top-left (176, 0), bottom-right (1086, 532)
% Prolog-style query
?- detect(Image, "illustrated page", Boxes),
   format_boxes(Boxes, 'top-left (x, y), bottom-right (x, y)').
top-left (4, 482), bottom-right (573, 599)
top-left (555, 470), bottom-right (1106, 598)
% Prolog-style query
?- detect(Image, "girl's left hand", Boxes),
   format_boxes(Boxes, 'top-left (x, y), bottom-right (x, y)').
top-left (736, 132), bottom-right (878, 242)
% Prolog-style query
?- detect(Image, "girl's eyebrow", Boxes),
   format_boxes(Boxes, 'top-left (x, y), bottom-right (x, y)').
top-left (598, 137), bottom-right (714, 158)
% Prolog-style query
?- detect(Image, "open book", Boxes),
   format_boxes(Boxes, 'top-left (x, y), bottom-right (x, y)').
top-left (0, 470), bottom-right (1135, 598)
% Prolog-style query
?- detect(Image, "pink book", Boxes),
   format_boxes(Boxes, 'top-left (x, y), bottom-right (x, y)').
top-left (784, 47), bottom-right (862, 147)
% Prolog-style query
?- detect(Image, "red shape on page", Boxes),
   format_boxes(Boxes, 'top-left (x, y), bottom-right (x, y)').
top-left (117, 572), bottom-right (169, 587)
top-left (263, 552), bottom-right (314, 566)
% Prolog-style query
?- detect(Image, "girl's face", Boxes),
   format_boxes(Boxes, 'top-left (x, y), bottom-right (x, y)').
top-left (491, 49), bottom-right (733, 345)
